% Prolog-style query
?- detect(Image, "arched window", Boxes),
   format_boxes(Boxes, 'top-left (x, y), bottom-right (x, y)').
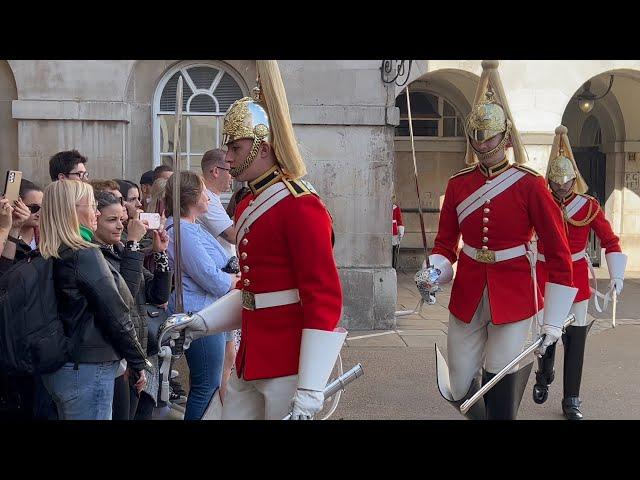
top-left (153, 62), bottom-right (246, 174)
top-left (395, 91), bottom-right (464, 138)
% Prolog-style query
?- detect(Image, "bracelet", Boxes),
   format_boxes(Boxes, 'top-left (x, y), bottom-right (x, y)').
top-left (7, 234), bottom-right (22, 244)
top-left (126, 240), bottom-right (141, 252)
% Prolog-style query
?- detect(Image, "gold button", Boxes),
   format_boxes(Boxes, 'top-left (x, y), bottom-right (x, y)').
top-left (241, 238), bottom-right (249, 246)
top-left (242, 265), bottom-right (250, 273)
top-left (483, 237), bottom-right (488, 243)
top-left (483, 218), bottom-right (489, 224)
top-left (241, 252), bottom-right (247, 260)
top-left (481, 246), bottom-right (488, 250)
top-left (243, 279), bottom-right (250, 287)
top-left (483, 208), bottom-right (490, 214)
top-left (483, 227), bottom-right (488, 233)
top-left (249, 200), bottom-right (254, 206)
top-left (486, 180), bottom-right (492, 184)
top-left (485, 199), bottom-right (490, 205)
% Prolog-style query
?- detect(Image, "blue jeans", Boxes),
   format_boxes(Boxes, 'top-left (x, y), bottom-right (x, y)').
top-left (42, 361), bottom-right (119, 420)
top-left (184, 334), bottom-right (225, 420)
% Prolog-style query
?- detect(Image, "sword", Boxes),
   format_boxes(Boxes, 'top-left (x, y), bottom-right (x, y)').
top-left (172, 76), bottom-right (184, 314)
top-left (460, 314), bottom-right (576, 415)
top-left (612, 289), bottom-right (617, 328)
top-left (405, 84), bottom-right (429, 268)
top-left (282, 363), bottom-right (364, 420)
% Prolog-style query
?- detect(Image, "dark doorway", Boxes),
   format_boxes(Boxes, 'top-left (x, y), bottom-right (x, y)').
top-left (573, 146), bottom-right (606, 266)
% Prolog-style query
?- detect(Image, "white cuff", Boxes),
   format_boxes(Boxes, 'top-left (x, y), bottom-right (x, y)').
top-left (297, 328), bottom-right (347, 391)
top-left (605, 252), bottom-right (627, 280)
top-left (542, 282), bottom-right (578, 329)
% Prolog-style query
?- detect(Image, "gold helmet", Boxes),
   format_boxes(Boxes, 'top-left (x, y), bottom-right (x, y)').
top-left (464, 60), bottom-right (527, 165)
top-left (222, 60), bottom-right (306, 179)
top-left (546, 125), bottom-right (588, 194)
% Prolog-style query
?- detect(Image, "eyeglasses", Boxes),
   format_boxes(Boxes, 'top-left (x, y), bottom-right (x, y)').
top-left (26, 204), bottom-right (41, 214)
top-left (67, 171), bottom-right (89, 180)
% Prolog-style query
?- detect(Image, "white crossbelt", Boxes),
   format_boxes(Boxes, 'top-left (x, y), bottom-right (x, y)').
top-left (243, 288), bottom-right (300, 310)
top-left (461, 244), bottom-right (527, 263)
top-left (235, 182), bottom-right (291, 245)
top-left (537, 249), bottom-right (587, 263)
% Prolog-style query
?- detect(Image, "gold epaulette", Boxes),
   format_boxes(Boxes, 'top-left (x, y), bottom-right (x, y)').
top-left (282, 177), bottom-right (314, 198)
top-left (514, 164), bottom-right (541, 177)
top-left (450, 165), bottom-right (477, 179)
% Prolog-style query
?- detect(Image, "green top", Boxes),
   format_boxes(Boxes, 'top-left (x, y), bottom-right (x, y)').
top-left (79, 225), bottom-right (94, 242)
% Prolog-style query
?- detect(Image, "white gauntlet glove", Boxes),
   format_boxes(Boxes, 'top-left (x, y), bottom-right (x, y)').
top-left (536, 325), bottom-right (563, 357)
top-left (289, 389), bottom-right (324, 420)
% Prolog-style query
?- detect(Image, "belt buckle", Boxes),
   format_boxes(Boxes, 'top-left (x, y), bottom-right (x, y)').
top-left (475, 249), bottom-right (496, 264)
top-left (242, 290), bottom-right (256, 310)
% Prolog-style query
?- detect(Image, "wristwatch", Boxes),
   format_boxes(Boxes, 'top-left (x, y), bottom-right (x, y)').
top-left (7, 234), bottom-right (22, 244)
top-left (126, 240), bottom-right (141, 252)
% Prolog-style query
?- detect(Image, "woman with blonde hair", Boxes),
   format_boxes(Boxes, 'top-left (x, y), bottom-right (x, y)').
top-left (39, 180), bottom-right (150, 420)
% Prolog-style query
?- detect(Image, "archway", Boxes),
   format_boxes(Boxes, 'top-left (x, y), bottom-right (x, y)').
top-left (392, 69), bottom-right (479, 269)
top-left (561, 69), bottom-right (640, 267)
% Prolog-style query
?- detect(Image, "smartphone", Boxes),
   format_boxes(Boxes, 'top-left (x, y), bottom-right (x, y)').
top-left (139, 212), bottom-right (161, 230)
top-left (3, 170), bottom-right (22, 203)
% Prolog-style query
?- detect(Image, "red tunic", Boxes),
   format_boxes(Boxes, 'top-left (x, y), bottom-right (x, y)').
top-left (233, 176), bottom-right (343, 381)
top-left (432, 163), bottom-right (573, 324)
top-left (537, 193), bottom-right (621, 303)
top-left (392, 204), bottom-right (403, 236)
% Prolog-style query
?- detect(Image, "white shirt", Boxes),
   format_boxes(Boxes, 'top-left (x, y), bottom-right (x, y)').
top-left (198, 189), bottom-right (236, 257)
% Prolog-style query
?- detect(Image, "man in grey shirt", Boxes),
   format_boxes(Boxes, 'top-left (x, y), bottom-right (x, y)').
top-left (198, 149), bottom-right (236, 257)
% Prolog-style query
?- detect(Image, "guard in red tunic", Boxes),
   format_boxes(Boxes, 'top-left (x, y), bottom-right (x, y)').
top-left (532, 125), bottom-right (627, 420)
top-left (392, 197), bottom-right (405, 268)
top-left (208, 60), bottom-right (345, 420)
top-left (429, 61), bottom-right (577, 420)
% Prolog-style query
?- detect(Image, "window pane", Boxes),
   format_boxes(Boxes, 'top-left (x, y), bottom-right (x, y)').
top-left (160, 153), bottom-right (188, 171)
top-left (159, 115), bottom-right (187, 154)
top-left (190, 116), bottom-right (218, 154)
top-left (443, 100), bottom-right (456, 117)
top-left (189, 154), bottom-right (203, 174)
top-left (455, 117), bottom-right (465, 137)
top-left (189, 94), bottom-right (216, 113)
top-left (160, 72), bottom-right (193, 112)
top-left (444, 117), bottom-right (456, 137)
top-left (187, 66), bottom-right (218, 90)
top-left (396, 119), bottom-right (438, 136)
top-left (214, 73), bottom-right (244, 112)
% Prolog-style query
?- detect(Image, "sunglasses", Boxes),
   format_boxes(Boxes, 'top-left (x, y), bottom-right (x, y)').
top-left (27, 204), bottom-right (41, 214)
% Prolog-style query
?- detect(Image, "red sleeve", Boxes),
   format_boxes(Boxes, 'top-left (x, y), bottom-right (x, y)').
top-left (285, 195), bottom-right (343, 331)
top-left (431, 179), bottom-right (461, 265)
top-left (590, 199), bottom-right (622, 253)
top-left (528, 176), bottom-right (573, 286)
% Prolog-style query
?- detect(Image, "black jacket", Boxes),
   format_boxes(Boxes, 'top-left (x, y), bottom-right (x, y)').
top-left (97, 243), bottom-right (171, 352)
top-left (53, 245), bottom-right (149, 372)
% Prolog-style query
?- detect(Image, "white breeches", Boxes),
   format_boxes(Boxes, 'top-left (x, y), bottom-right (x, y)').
top-left (221, 373), bottom-right (298, 420)
top-left (447, 288), bottom-right (533, 400)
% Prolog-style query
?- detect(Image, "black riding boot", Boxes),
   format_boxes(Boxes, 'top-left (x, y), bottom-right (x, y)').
top-left (483, 363), bottom-right (532, 420)
top-left (532, 341), bottom-right (557, 404)
top-left (561, 323), bottom-right (593, 421)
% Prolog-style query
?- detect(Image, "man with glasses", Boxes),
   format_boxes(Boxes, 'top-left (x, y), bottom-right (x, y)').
top-left (198, 148), bottom-right (236, 257)
top-left (49, 150), bottom-right (89, 182)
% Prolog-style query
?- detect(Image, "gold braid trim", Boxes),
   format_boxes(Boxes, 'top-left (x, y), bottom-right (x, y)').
top-left (563, 199), bottom-right (600, 227)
